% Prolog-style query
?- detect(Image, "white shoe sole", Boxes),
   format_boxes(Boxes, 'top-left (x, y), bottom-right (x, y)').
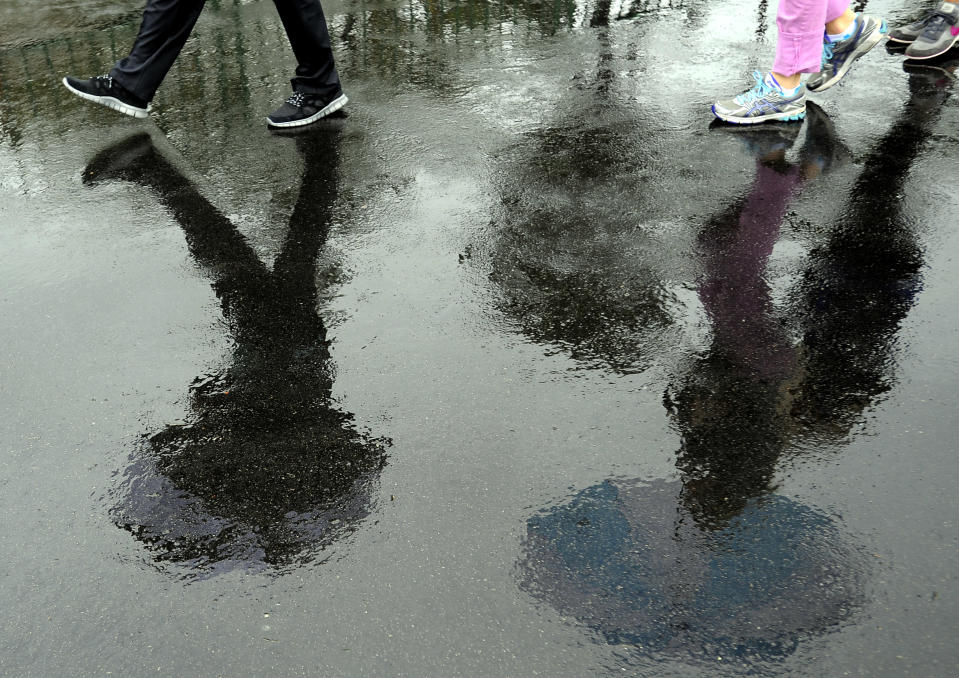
top-left (266, 93), bottom-right (348, 128)
top-left (62, 77), bottom-right (150, 118)
top-left (904, 34), bottom-right (959, 60)
top-left (712, 105), bottom-right (807, 125)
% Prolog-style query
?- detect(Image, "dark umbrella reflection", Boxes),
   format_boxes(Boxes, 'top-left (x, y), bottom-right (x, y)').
top-left (83, 127), bottom-right (388, 576)
top-left (520, 64), bottom-right (954, 663)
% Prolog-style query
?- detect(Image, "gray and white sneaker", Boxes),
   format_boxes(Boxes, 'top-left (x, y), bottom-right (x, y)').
top-left (806, 14), bottom-right (887, 92)
top-left (905, 2), bottom-right (959, 59)
top-left (712, 71), bottom-right (806, 125)
top-left (889, 13), bottom-right (934, 44)
top-left (62, 75), bottom-right (150, 118)
top-left (266, 90), bottom-right (348, 128)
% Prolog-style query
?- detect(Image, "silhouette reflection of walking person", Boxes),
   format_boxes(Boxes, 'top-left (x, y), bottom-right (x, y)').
top-left (672, 105), bottom-right (848, 524)
top-left (521, 107), bottom-right (868, 664)
top-left (83, 128), bottom-right (387, 576)
top-left (519, 66), bottom-right (955, 662)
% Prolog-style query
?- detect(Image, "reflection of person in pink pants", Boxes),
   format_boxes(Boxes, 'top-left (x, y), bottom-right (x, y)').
top-left (712, 0), bottom-right (887, 124)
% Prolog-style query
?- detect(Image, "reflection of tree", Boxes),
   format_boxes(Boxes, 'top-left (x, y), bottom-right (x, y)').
top-left (485, 0), bottom-right (676, 373)
top-left (83, 128), bottom-right (387, 576)
top-left (334, 0), bottom-right (582, 97)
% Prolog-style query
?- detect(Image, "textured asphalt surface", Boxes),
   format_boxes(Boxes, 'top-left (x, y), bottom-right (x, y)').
top-left (1, 0), bottom-right (958, 676)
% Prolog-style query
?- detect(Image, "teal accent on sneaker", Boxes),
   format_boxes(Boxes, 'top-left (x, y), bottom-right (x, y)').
top-left (712, 71), bottom-right (807, 125)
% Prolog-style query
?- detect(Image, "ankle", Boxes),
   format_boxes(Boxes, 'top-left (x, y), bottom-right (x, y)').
top-left (770, 72), bottom-right (802, 91)
top-left (825, 9), bottom-right (856, 36)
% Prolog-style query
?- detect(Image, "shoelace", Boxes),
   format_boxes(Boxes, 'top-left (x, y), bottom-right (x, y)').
top-left (286, 92), bottom-right (307, 107)
top-left (821, 42), bottom-right (835, 65)
top-left (94, 74), bottom-right (114, 87)
top-left (734, 71), bottom-right (773, 106)
top-left (920, 10), bottom-right (957, 39)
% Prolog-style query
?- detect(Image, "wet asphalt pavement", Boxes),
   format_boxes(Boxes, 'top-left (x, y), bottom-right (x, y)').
top-left (2, 0), bottom-right (958, 676)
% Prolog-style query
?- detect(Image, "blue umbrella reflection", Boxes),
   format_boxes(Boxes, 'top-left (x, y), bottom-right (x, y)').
top-left (519, 478), bottom-right (866, 660)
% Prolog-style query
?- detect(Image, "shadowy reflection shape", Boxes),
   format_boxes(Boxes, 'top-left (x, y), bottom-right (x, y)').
top-left (520, 66), bottom-right (954, 660)
top-left (521, 106), bottom-right (868, 662)
top-left (84, 128), bottom-right (388, 576)
top-left (783, 58), bottom-right (955, 439)
top-left (672, 105), bottom-right (850, 525)
top-left (487, 7), bottom-right (674, 373)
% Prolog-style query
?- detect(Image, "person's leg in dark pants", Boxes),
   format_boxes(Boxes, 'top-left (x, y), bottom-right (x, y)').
top-left (63, 0), bottom-right (347, 127)
top-left (272, 0), bottom-right (342, 97)
top-left (110, 0), bottom-right (209, 103)
top-left (62, 0), bottom-right (206, 117)
top-left (266, 0), bottom-right (347, 129)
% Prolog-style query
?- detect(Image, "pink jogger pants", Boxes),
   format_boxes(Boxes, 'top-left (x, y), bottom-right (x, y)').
top-left (773, 0), bottom-right (850, 75)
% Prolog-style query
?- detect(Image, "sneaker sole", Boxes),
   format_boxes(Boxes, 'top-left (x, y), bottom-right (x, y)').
top-left (266, 93), bottom-right (348, 128)
top-left (711, 104), bottom-right (806, 125)
top-left (807, 21), bottom-right (888, 92)
top-left (62, 77), bottom-right (150, 118)
top-left (904, 32), bottom-right (959, 60)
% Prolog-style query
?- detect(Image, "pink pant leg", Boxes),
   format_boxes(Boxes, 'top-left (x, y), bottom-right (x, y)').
top-left (825, 0), bottom-right (850, 23)
top-left (773, 0), bottom-right (850, 75)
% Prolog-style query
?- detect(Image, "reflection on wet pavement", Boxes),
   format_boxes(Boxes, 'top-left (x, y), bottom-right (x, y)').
top-left (84, 129), bottom-right (388, 575)
top-left (520, 479), bottom-right (866, 662)
top-left (2, 0), bottom-right (958, 675)
top-left (516, 53), bottom-right (953, 669)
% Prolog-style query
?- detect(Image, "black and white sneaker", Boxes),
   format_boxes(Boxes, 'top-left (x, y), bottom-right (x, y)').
top-left (62, 75), bottom-right (150, 118)
top-left (266, 90), bottom-right (348, 128)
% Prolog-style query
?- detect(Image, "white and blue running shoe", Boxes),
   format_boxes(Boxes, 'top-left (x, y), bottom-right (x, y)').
top-left (712, 71), bottom-right (806, 125)
top-left (806, 14), bottom-right (887, 91)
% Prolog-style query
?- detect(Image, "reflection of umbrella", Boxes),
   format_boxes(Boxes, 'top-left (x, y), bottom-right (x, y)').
top-left (518, 479), bottom-right (866, 661)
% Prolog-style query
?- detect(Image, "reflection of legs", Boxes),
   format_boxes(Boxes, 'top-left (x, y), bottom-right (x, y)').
top-left (674, 160), bottom-right (802, 521)
top-left (675, 108), bottom-right (847, 520)
top-left (83, 134), bottom-right (267, 290)
top-left (273, 130), bottom-right (342, 311)
top-left (82, 131), bottom-right (344, 325)
top-left (699, 163), bottom-right (802, 375)
top-left (110, 0), bottom-right (208, 102)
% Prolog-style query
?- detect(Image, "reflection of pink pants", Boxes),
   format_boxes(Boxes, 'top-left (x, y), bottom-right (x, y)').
top-left (773, 0), bottom-right (850, 75)
top-left (699, 161), bottom-right (804, 380)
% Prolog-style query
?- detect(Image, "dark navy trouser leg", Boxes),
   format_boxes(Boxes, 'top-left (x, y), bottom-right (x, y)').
top-left (109, 0), bottom-right (341, 101)
top-left (272, 0), bottom-right (342, 96)
top-left (110, 0), bottom-right (207, 102)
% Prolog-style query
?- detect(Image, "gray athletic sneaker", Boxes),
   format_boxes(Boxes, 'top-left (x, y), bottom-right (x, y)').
top-left (889, 14), bottom-right (934, 44)
top-left (806, 14), bottom-right (887, 92)
top-left (905, 2), bottom-right (959, 59)
top-left (712, 71), bottom-right (807, 125)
